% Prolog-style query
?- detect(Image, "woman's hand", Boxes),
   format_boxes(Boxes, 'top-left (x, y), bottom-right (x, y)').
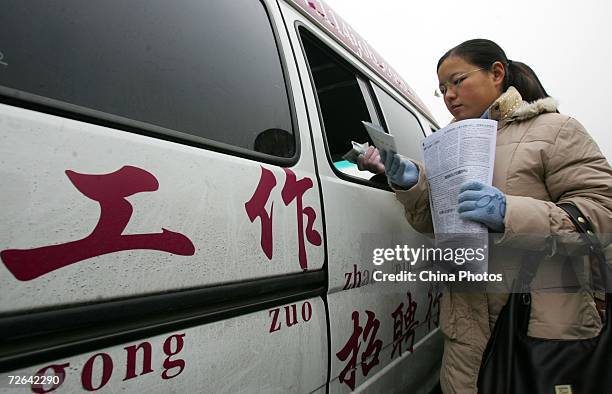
top-left (357, 146), bottom-right (385, 174)
top-left (380, 149), bottom-right (419, 189)
top-left (457, 181), bottom-right (506, 232)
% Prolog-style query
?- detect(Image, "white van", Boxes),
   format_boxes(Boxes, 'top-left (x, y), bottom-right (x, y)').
top-left (0, 0), bottom-right (442, 392)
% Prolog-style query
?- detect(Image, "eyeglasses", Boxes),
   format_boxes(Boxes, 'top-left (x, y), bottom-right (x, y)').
top-left (435, 68), bottom-right (484, 97)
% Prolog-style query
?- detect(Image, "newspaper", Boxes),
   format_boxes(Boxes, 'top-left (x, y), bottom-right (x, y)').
top-left (421, 119), bottom-right (497, 235)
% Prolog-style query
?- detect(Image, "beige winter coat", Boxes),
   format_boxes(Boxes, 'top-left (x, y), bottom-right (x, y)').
top-left (393, 87), bottom-right (612, 394)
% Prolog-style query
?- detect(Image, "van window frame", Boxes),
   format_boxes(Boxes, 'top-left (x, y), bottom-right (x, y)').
top-left (296, 24), bottom-right (395, 190)
top-left (369, 82), bottom-right (429, 162)
top-left (296, 24), bottom-right (430, 190)
top-left (0, 0), bottom-right (300, 167)
top-left (370, 83), bottom-right (428, 139)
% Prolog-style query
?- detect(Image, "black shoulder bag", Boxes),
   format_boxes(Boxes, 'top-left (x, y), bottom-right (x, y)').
top-left (477, 203), bottom-right (611, 394)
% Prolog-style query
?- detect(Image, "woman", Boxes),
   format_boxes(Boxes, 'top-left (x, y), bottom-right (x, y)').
top-left (360, 39), bottom-right (612, 393)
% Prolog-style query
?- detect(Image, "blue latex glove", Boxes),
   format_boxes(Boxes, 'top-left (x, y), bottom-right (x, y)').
top-left (457, 181), bottom-right (506, 232)
top-left (379, 149), bottom-right (419, 189)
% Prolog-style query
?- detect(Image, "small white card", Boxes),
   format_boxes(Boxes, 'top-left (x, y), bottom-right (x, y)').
top-left (362, 121), bottom-right (397, 152)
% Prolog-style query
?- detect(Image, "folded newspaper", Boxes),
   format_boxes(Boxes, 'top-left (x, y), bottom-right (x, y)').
top-left (421, 118), bottom-right (497, 236)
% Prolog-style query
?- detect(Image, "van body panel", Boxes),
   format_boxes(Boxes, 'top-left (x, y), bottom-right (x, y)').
top-left (0, 297), bottom-right (328, 393)
top-left (278, 2), bottom-right (441, 392)
top-left (0, 103), bottom-right (324, 313)
top-left (0, 0), bottom-right (443, 391)
top-left (326, 286), bottom-right (443, 393)
top-left (350, 329), bottom-right (443, 394)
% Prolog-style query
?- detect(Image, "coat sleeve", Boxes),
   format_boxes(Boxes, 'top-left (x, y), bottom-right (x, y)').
top-left (391, 161), bottom-right (435, 234)
top-left (498, 117), bottom-right (612, 250)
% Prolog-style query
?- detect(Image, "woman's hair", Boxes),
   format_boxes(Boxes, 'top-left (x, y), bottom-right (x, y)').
top-left (437, 39), bottom-right (550, 102)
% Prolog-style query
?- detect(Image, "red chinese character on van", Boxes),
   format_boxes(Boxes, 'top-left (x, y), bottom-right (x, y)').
top-left (1, 166), bottom-right (195, 281)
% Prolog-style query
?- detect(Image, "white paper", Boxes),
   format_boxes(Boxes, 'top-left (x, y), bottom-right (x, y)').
top-left (421, 119), bottom-right (497, 235)
top-left (362, 121), bottom-right (397, 152)
top-left (342, 141), bottom-right (369, 164)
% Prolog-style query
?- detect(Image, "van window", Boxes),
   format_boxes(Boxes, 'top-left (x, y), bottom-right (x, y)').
top-left (299, 29), bottom-right (384, 182)
top-left (371, 84), bottom-right (425, 161)
top-left (0, 0), bottom-right (295, 158)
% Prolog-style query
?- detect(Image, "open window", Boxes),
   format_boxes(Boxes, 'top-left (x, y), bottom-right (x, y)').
top-left (299, 28), bottom-right (386, 183)
top-left (371, 84), bottom-right (426, 162)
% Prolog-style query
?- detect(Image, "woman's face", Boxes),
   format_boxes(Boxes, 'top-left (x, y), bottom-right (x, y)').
top-left (437, 56), bottom-right (504, 120)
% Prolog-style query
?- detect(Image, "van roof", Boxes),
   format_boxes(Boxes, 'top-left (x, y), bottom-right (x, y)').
top-left (287, 0), bottom-right (436, 124)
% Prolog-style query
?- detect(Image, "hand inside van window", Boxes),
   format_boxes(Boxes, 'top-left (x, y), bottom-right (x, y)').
top-left (357, 146), bottom-right (385, 174)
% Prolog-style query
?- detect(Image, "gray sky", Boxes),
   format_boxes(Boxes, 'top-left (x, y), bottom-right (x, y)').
top-left (324, 0), bottom-right (612, 161)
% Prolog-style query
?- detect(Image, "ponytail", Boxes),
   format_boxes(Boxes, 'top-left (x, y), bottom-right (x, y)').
top-left (438, 39), bottom-right (550, 102)
top-left (506, 60), bottom-right (550, 102)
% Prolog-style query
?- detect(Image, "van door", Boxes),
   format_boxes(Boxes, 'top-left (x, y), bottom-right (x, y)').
top-left (0, 1), bottom-right (328, 392)
top-left (279, 2), bottom-right (443, 392)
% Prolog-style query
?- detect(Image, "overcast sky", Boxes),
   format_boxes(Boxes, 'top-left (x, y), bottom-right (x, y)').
top-left (324, 0), bottom-right (612, 161)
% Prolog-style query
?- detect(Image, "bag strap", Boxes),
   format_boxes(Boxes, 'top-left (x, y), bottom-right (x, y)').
top-left (557, 203), bottom-right (608, 280)
top-left (517, 203), bottom-right (609, 291)
top-left (557, 203), bottom-right (610, 322)
top-left (515, 252), bottom-right (545, 292)
top-left (514, 203), bottom-right (610, 331)
top-left (557, 203), bottom-right (604, 250)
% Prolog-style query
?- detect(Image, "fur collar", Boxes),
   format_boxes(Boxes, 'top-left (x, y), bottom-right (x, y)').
top-left (488, 86), bottom-right (558, 124)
